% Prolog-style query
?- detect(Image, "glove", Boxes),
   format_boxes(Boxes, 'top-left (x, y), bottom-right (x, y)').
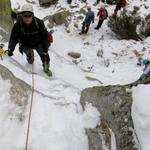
top-left (43, 52), bottom-right (48, 55)
top-left (7, 50), bottom-right (13, 56)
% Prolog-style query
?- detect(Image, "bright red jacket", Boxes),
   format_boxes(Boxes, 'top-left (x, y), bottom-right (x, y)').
top-left (97, 8), bottom-right (108, 20)
top-left (121, 0), bottom-right (126, 7)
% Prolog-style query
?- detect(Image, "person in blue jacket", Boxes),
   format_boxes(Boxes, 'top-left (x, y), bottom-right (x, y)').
top-left (139, 59), bottom-right (150, 80)
top-left (79, 4), bottom-right (94, 34)
top-left (129, 59), bottom-right (150, 87)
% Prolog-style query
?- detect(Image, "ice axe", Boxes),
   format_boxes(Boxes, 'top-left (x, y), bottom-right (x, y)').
top-left (0, 44), bottom-right (7, 60)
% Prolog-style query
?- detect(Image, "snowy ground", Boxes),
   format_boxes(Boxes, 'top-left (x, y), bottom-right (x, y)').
top-left (0, 76), bottom-right (100, 150)
top-left (0, 0), bottom-right (150, 149)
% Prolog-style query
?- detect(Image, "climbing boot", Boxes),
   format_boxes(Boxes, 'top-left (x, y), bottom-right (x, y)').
top-left (79, 32), bottom-right (84, 35)
top-left (43, 63), bottom-right (52, 76)
top-left (26, 51), bottom-right (34, 64)
top-left (27, 56), bottom-right (34, 64)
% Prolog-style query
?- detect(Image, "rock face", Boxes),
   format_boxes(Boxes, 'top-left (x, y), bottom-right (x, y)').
top-left (68, 52), bottom-right (81, 59)
top-left (43, 11), bottom-right (71, 26)
top-left (39, 0), bottom-right (58, 6)
top-left (80, 85), bottom-right (138, 150)
top-left (0, 0), bottom-right (13, 40)
top-left (52, 11), bottom-right (71, 25)
top-left (0, 64), bottom-right (30, 121)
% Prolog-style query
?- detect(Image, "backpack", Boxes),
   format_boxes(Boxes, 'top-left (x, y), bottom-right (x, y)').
top-left (102, 9), bottom-right (108, 19)
top-left (48, 32), bottom-right (53, 43)
top-left (11, 10), bottom-right (22, 24)
top-left (121, 0), bottom-right (126, 7)
top-left (98, 8), bottom-right (108, 20)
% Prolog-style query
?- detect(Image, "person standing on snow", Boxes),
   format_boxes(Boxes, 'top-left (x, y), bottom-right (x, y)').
top-left (129, 59), bottom-right (150, 87)
top-left (79, 4), bottom-right (94, 35)
top-left (7, 4), bottom-right (52, 76)
top-left (114, 0), bottom-right (126, 16)
top-left (95, 4), bottom-right (108, 30)
top-left (139, 59), bottom-right (150, 80)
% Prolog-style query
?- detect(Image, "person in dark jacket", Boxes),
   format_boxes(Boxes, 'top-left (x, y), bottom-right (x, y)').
top-left (79, 4), bottom-right (94, 35)
top-left (114, 0), bottom-right (126, 16)
top-left (7, 4), bottom-right (52, 76)
top-left (95, 4), bottom-right (108, 30)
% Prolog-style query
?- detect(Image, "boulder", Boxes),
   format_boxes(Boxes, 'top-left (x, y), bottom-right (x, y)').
top-left (0, 64), bottom-right (30, 122)
top-left (52, 11), bottom-right (71, 25)
top-left (0, 0), bottom-right (13, 41)
top-left (80, 85), bottom-right (139, 150)
top-left (43, 11), bottom-right (71, 26)
top-left (39, 0), bottom-right (58, 7)
top-left (68, 52), bottom-right (81, 59)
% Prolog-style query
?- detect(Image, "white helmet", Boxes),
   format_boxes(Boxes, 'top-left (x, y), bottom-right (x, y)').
top-left (100, 4), bottom-right (105, 9)
top-left (21, 4), bottom-right (33, 13)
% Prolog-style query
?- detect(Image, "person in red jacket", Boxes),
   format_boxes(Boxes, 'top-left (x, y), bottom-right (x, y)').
top-left (95, 4), bottom-right (108, 30)
top-left (114, 0), bottom-right (126, 16)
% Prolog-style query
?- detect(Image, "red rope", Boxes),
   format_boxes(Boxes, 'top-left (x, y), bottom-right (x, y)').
top-left (25, 50), bottom-right (35, 150)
